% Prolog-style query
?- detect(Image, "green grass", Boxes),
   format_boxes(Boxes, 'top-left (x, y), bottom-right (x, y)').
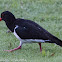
top-left (0, 0), bottom-right (62, 62)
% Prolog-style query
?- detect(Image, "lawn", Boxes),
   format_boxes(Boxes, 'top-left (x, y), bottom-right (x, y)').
top-left (0, 0), bottom-right (62, 62)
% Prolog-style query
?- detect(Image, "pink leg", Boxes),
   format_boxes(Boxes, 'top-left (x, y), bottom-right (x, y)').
top-left (4, 41), bottom-right (22, 52)
top-left (38, 43), bottom-right (42, 52)
top-left (4, 46), bottom-right (21, 52)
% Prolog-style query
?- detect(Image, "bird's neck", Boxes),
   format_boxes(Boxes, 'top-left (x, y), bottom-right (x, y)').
top-left (5, 19), bottom-right (16, 32)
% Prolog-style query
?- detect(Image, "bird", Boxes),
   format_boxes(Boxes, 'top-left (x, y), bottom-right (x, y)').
top-left (0, 11), bottom-right (62, 52)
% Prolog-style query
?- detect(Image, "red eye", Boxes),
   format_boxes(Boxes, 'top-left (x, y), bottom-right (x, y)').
top-left (2, 14), bottom-right (4, 17)
top-left (1, 14), bottom-right (4, 18)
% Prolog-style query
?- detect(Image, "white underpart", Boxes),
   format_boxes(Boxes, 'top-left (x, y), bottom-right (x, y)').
top-left (13, 25), bottom-right (22, 46)
top-left (13, 25), bottom-right (50, 45)
top-left (23, 39), bottom-right (50, 43)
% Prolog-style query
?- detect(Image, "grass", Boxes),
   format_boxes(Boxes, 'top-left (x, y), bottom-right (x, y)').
top-left (0, 0), bottom-right (62, 62)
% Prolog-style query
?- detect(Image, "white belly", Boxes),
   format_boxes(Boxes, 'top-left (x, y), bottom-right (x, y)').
top-left (13, 31), bottom-right (49, 43)
top-left (13, 25), bottom-right (50, 43)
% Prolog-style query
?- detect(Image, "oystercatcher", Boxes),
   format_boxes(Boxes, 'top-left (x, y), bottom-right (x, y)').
top-left (0, 11), bottom-right (62, 52)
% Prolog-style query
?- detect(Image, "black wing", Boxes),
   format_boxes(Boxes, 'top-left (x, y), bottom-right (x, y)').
top-left (14, 19), bottom-right (62, 46)
top-left (15, 20), bottom-right (49, 40)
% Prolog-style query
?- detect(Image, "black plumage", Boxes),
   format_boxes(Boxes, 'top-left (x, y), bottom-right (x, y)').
top-left (0, 11), bottom-right (62, 52)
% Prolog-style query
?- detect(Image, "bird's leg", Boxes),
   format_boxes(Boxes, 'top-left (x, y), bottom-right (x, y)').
top-left (38, 43), bottom-right (42, 52)
top-left (4, 46), bottom-right (21, 52)
top-left (4, 41), bottom-right (22, 52)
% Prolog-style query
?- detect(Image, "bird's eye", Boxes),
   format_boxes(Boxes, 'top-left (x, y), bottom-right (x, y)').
top-left (1, 14), bottom-right (5, 18)
top-left (2, 14), bottom-right (4, 17)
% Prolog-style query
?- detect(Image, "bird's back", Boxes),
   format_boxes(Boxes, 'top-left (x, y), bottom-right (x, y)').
top-left (14, 18), bottom-right (49, 39)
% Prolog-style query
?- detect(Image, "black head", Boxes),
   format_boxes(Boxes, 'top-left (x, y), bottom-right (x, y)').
top-left (0, 11), bottom-right (15, 22)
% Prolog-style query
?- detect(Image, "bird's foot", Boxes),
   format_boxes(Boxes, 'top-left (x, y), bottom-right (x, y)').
top-left (38, 43), bottom-right (42, 52)
top-left (40, 48), bottom-right (42, 52)
top-left (4, 46), bottom-right (21, 52)
top-left (4, 50), bottom-right (13, 52)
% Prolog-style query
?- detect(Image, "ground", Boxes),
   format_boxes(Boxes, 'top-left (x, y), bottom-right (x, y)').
top-left (0, 0), bottom-right (62, 62)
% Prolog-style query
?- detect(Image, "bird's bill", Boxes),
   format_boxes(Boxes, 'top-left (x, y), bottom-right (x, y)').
top-left (0, 18), bottom-right (2, 21)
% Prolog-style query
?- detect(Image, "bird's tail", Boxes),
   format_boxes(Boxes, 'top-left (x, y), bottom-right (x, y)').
top-left (46, 37), bottom-right (62, 47)
top-left (51, 37), bottom-right (62, 47)
top-left (45, 31), bottom-right (62, 47)
top-left (55, 39), bottom-right (62, 47)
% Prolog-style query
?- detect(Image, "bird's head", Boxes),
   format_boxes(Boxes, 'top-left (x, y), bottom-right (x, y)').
top-left (0, 11), bottom-right (15, 22)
